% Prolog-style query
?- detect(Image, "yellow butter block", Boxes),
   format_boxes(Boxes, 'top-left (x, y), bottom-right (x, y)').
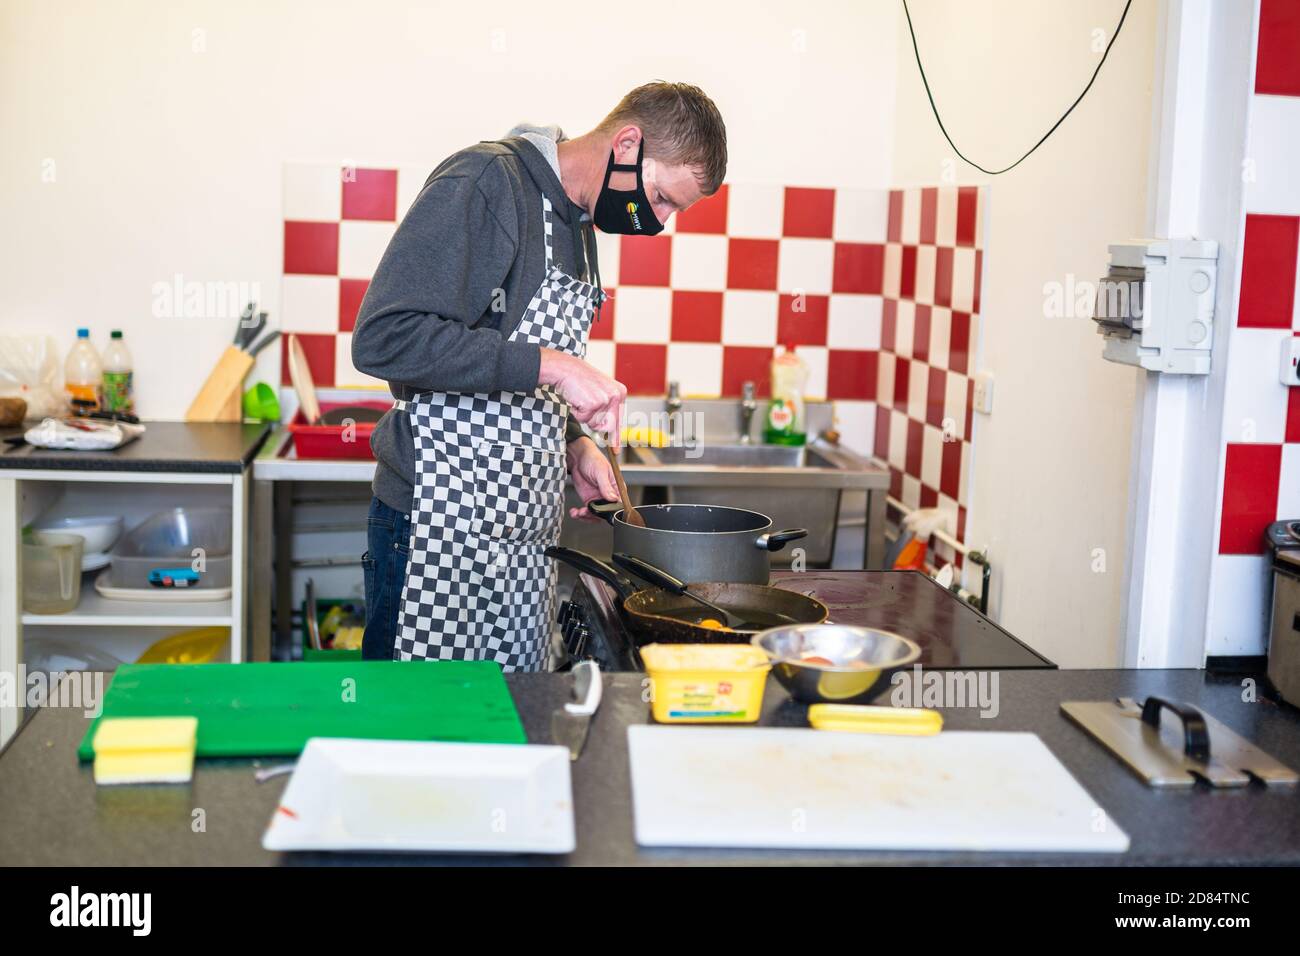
top-left (92, 716), bottom-right (198, 785)
top-left (808, 704), bottom-right (943, 736)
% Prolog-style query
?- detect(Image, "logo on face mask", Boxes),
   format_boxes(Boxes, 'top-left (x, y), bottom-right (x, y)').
top-left (626, 201), bottom-right (642, 231)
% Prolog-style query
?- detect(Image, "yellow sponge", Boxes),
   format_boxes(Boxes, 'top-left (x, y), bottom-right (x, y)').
top-left (92, 716), bottom-right (198, 785)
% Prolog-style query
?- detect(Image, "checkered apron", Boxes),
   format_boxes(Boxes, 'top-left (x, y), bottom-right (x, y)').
top-left (394, 197), bottom-right (601, 669)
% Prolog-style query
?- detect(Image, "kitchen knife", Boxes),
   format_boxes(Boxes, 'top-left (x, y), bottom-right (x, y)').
top-left (238, 311), bottom-right (268, 351)
top-left (246, 329), bottom-right (280, 357)
top-left (550, 660), bottom-right (601, 760)
top-left (232, 301), bottom-right (257, 346)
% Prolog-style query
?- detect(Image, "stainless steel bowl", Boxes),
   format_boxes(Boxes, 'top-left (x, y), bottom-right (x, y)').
top-left (752, 624), bottom-right (922, 704)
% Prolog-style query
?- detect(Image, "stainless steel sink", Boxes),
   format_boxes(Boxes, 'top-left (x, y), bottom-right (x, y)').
top-left (632, 444), bottom-right (827, 468)
top-left (559, 398), bottom-right (890, 571)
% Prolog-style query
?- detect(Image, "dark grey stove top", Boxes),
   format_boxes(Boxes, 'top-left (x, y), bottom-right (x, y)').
top-left (563, 569), bottom-right (1054, 672)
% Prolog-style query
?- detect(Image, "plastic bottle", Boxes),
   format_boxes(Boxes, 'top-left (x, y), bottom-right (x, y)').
top-left (764, 345), bottom-right (808, 446)
top-left (64, 328), bottom-right (103, 416)
top-left (101, 330), bottom-right (135, 415)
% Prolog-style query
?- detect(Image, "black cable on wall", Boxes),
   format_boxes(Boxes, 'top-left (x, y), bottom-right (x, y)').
top-left (902, 0), bottom-right (1135, 175)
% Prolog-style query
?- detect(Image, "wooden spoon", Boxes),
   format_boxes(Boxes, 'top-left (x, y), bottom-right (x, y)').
top-left (606, 446), bottom-right (646, 527)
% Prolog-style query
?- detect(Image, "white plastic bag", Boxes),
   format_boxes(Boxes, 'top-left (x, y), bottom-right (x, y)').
top-left (0, 335), bottom-right (63, 418)
top-left (24, 417), bottom-right (146, 451)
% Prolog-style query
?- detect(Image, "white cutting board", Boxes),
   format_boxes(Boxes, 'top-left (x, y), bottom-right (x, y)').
top-left (628, 726), bottom-right (1129, 853)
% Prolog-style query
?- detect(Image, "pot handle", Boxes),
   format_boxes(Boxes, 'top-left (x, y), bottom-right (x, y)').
top-left (544, 546), bottom-right (638, 601)
top-left (756, 528), bottom-right (807, 553)
top-left (611, 552), bottom-right (689, 596)
top-left (586, 500), bottom-right (623, 525)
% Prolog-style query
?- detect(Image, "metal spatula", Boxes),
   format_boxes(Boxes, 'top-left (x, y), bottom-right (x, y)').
top-left (612, 553), bottom-right (746, 630)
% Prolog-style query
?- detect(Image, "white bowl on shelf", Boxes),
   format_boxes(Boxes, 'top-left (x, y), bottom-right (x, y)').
top-left (34, 515), bottom-right (124, 555)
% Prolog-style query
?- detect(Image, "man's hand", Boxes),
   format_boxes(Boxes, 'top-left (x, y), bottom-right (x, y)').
top-left (566, 435), bottom-right (620, 521)
top-left (540, 350), bottom-right (626, 451)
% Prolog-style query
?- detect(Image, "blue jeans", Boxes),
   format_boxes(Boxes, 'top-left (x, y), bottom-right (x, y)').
top-left (361, 497), bottom-right (411, 661)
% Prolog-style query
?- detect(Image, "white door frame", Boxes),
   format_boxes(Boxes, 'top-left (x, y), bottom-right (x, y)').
top-left (1121, 0), bottom-right (1259, 666)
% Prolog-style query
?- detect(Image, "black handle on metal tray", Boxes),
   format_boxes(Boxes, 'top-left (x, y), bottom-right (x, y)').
top-left (1140, 696), bottom-right (1210, 762)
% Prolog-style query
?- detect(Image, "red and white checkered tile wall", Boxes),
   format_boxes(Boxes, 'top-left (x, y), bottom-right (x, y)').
top-left (279, 169), bottom-right (898, 418)
top-left (871, 186), bottom-right (984, 554)
top-left (1209, 0), bottom-right (1300, 654)
top-left (279, 163), bottom-right (985, 548)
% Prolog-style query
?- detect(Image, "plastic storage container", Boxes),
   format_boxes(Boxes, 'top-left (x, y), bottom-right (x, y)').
top-left (26, 637), bottom-right (123, 674)
top-left (640, 643), bottom-right (771, 723)
top-left (22, 531), bottom-right (85, 614)
top-left (301, 597), bottom-right (365, 662)
top-left (287, 401), bottom-right (390, 460)
top-left (137, 627), bottom-right (229, 664)
top-left (109, 508), bottom-right (232, 590)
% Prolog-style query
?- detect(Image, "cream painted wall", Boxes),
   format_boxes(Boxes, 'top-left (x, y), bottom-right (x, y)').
top-left (2, 0), bottom-right (1164, 668)
top-left (890, 0), bottom-right (1159, 667)
top-left (0, 0), bottom-right (899, 418)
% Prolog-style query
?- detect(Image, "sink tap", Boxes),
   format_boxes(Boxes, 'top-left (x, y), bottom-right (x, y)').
top-left (665, 381), bottom-right (682, 441)
top-left (739, 381), bottom-right (757, 444)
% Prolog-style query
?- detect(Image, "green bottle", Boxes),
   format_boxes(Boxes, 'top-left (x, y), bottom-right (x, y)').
top-left (102, 330), bottom-right (135, 415)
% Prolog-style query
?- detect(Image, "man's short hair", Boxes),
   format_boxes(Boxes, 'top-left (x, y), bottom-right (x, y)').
top-left (598, 81), bottom-right (728, 196)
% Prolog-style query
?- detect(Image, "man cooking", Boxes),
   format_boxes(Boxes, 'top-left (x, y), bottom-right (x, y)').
top-left (352, 81), bottom-right (728, 666)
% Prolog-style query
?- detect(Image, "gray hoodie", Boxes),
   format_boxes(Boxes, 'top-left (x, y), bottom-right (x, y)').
top-left (352, 125), bottom-right (602, 513)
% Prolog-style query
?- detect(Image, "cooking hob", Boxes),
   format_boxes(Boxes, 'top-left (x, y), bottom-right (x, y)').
top-left (559, 570), bottom-right (1055, 672)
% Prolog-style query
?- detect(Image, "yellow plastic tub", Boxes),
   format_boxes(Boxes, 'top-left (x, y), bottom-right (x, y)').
top-left (640, 643), bottom-right (771, 723)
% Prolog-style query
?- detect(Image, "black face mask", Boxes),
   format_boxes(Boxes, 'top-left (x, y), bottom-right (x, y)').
top-left (592, 141), bottom-right (664, 236)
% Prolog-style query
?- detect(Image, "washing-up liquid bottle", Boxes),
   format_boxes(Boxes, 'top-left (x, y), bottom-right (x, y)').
top-left (101, 330), bottom-right (135, 415)
top-left (764, 345), bottom-right (808, 446)
top-left (64, 328), bottom-right (103, 416)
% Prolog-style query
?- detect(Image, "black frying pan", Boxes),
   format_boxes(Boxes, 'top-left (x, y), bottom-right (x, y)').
top-left (545, 546), bottom-right (827, 645)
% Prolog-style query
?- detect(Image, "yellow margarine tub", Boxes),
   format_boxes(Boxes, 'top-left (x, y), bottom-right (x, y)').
top-left (640, 643), bottom-right (771, 723)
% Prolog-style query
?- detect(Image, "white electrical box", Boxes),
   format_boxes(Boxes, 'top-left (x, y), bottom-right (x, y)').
top-left (1282, 337), bottom-right (1300, 386)
top-left (1092, 238), bottom-right (1218, 374)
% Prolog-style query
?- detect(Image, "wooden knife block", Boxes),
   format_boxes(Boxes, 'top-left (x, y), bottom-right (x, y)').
top-left (186, 346), bottom-right (254, 423)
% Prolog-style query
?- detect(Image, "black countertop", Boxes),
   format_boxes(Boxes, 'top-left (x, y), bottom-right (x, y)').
top-left (769, 570), bottom-right (1053, 669)
top-left (2, 667), bottom-right (1297, 866)
top-left (0, 421), bottom-right (271, 473)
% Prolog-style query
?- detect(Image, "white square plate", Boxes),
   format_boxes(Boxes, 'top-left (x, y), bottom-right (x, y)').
top-left (262, 737), bottom-right (575, 854)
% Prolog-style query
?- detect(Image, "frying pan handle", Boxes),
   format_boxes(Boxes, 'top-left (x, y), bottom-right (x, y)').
top-left (611, 553), bottom-right (688, 596)
top-left (544, 546), bottom-right (638, 601)
top-left (1140, 696), bottom-right (1210, 762)
top-left (587, 500), bottom-right (623, 525)
top-left (756, 528), bottom-right (807, 553)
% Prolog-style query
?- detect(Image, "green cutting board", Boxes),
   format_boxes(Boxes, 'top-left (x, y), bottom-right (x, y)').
top-left (77, 661), bottom-right (527, 761)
